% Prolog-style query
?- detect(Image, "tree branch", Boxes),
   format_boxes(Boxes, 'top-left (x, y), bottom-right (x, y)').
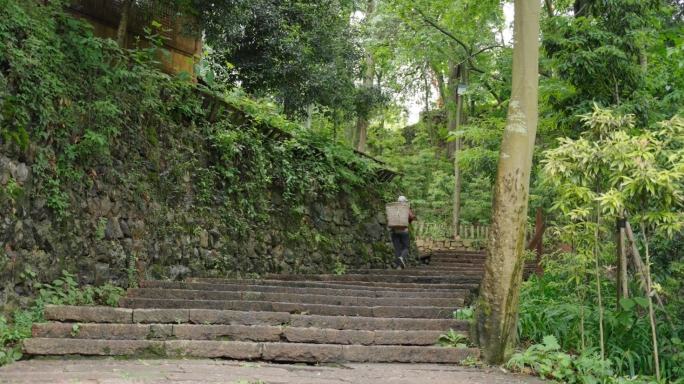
top-left (469, 66), bottom-right (504, 82)
top-left (414, 8), bottom-right (469, 53)
top-left (483, 81), bottom-right (503, 104)
top-left (471, 45), bottom-right (504, 59)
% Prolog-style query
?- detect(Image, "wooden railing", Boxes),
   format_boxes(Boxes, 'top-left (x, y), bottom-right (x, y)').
top-left (413, 221), bottom-right (489, 240)
top-left (413, 221), bottom-right (541, 242)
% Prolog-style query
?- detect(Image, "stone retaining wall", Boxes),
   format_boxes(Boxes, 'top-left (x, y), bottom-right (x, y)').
top-left (0, 140), bottom-right (396, 316)
top-left (416, 238), bottom-right (487, 256)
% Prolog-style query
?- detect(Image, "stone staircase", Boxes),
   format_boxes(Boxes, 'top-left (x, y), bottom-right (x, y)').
top-left (23, 250), bottom-right (536, 363)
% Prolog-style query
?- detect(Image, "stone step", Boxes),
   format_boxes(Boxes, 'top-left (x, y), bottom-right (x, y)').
top-left (315, 280), bottom-right (480, 292)
top-left (118, 298), bottom-right (457, 319)
top-left (347, 268), bottom-right (485, 276)
top-left (33, 323), bottom-right (460, 346)
top-left (289, 314), bottom-right (470, 331)
top-left (427, 250), bottom-right (486, 255)
top-left (190, 278), bottom-right (478, 291)
top-left (24, 338), bottom-right (479, 363)
top-left (422, 254), bottom-right (486, 260)
top-left (126, 288), bottom-right (463, 307)
top-left (262, 274), bottom-right (481, 285)
top-left (140, 280), bottom-right (468, 298)
top-left (427, 258), bottom-right (537, 265)
top-left (43, 307), bottom-right (470, 330)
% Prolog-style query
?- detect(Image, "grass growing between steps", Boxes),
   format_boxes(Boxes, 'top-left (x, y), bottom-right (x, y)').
top-left (0, 271), bottom-right (126, 368)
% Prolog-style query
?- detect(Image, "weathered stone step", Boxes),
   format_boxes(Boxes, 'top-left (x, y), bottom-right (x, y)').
top-left (45, 306), bottom-right (471, 330)
top-left (24, 338), bottom-right (479, 363)
top-left (289, 314), bottom-right (469, 331)
top-left (421, 258), bottom-right (487, 263)
top-left (44, 306), bottom-right (291, 326)
top-left (33, 323), bottom-right (459, 346)
top-left (190, 278), bottom-right (477, 291)
top-left (347, 268), bottom-right (485, 276)
top-left (319, 280), bottom-right (480, 291)
top-left (429, 257), bottom-right (537, 264)
top-left (426, 265), bottom-right (536, 274)
top-left (262, 274), bottom-right (481, 285)
top-left (429, 250), bottom-right (486, 255)
top-left (118, 298), bottom-right (457, 319)
top-left (140, 280), bottom-right (468, 298)
top-left (126, 289), bottom-right (463, 308)
top-left (423, 255), bottom-right (486, 260)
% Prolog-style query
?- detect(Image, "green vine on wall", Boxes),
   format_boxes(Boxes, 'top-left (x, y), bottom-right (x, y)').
top-left (0, 0), bottom-right (399, 237)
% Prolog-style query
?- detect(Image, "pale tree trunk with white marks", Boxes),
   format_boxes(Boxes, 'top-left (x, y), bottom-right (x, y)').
top-left (472, 0), bottom-right (541, 365)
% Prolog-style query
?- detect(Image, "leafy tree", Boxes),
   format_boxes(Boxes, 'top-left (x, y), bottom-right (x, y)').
top-left (472, 0), bottom-right (541, 365)
top-left (191, 0), bottom-right (361, 118)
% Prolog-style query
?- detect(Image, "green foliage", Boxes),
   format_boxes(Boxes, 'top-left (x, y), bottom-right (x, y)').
top-left (0, 310), bottom-right (42, 367)
top-left (453, 306), bottom-right (474, 321)
top-left (371, 119), bottom-right (494, 227)
top-left (95, 217), bottom-right (108, 241)
top-left (35, 270), bottom-right (125, 308)
top-left (194, 0), bottom-right (361, 118)
top-left (507, 335), bottom-right (619, 384)
top-left (517, 261), bottom-right (684, 380)
top-left (0, 0), bottom-right (173, 220)
top-left (126, 253), bottom-right (139, 289)
top-left (332, 256), bottom-right (347, 275)
top-left (435, 329), bottom-right (469, 348)
top-left (0, 0), bottom-right (396, 244)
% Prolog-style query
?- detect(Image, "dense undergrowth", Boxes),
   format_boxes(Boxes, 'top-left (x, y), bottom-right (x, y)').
top-left (0, 0), bottom-right (395, 233)
top-left (511, 252), bottom-right (684, 383)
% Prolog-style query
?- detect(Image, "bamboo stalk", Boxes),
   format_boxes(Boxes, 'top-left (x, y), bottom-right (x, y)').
top-left (640, 220), bottom-right (660, 382)
top-left (624, 218), bottom-right (673, 329)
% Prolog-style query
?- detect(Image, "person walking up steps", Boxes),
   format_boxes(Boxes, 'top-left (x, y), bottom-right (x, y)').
top-left (389, 196), bottom-right (415, 269)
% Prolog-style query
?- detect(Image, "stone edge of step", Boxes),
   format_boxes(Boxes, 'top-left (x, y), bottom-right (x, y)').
top-left (43, 306), bottom-right (471, 329)
top-left (32, 322), bottom-right (469, 346)
top-left (23, 338), bottom-right (480, 363)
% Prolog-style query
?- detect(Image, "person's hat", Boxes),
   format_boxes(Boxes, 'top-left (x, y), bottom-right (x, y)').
top-left (398, 196), bottom-right (408, 202)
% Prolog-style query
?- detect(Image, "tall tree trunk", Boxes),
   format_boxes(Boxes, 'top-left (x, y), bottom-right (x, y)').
top-left (574, 0), bottom-right (590, 18)
top-left (453, 64), bottom-right (467, 236)
top-left (640, 54), bottom-right (648, 73)
top-left (117, 0), bottom-right (133, 48)
top-left (544, 0), bottom-right (554, 18)
top-left (333, 108), bottom-right (338, 141)
top-left (431, 63), bottom-right (447, 109)
top-left (306, 104), bottom-right (312, 130)
top-left (377, 109), bottom-right (385, 155)
top-left (446, 60), bottom-right (459, 159)
top-left (423, 65), bottom-right (432, 145)
top-left (433, 67), bottom-right (445, 145)
top-left (472, 0), bottom-right (541, 365)
top-left (356, 117), bottom-right (368, 152)
top-left (356, 0), bottom-right (376, 153)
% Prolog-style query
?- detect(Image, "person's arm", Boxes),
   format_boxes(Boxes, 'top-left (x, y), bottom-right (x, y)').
top-left (408, 210), bottom-right (415, 223)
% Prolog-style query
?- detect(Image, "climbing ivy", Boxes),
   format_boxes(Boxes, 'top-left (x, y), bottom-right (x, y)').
top-left (0, 0), bottom-right (397, 236)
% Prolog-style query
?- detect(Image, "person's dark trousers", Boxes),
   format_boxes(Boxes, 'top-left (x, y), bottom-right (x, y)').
top-left (391, 232), bottom-right (410, 268)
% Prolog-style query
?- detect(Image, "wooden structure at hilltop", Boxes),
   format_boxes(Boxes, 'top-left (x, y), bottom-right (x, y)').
top-left (56, 0), bottom-right (201, 75)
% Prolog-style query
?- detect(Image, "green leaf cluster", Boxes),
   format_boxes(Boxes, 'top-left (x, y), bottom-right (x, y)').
top-left (34, 270), bottom-right (125, 308)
